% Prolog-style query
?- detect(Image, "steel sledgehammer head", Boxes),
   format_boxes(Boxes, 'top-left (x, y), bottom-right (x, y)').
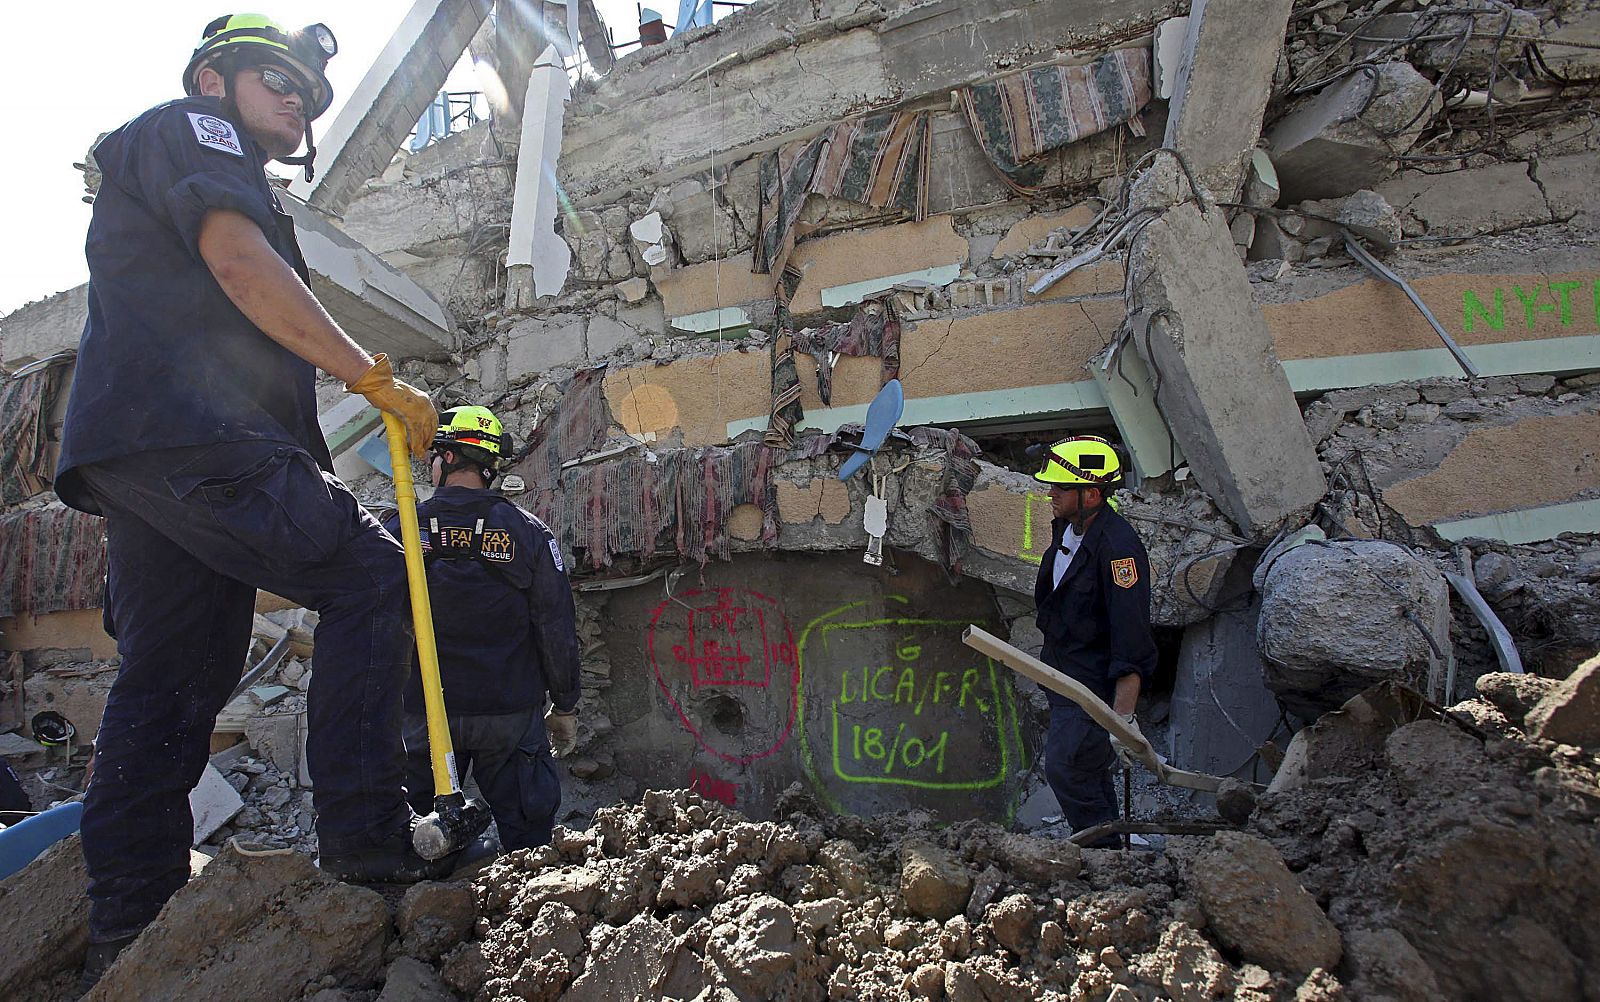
top-left (413, 792), bottom-right (492, 860)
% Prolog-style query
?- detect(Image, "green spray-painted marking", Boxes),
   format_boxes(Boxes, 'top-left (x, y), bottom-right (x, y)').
top-left (1463, 278), bottom-right (1600, 333)
top-left (797, 606), bottom-right (1013, 791)
top-left (1020, 492), bottom-right (1048, 565)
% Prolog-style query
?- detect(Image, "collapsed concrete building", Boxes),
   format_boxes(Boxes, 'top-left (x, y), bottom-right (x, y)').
top-left (2, 0), bottom-right (1600, 999)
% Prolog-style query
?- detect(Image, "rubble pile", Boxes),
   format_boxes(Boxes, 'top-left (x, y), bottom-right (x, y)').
top-left (75, 676), bottom-right (1565, 1002)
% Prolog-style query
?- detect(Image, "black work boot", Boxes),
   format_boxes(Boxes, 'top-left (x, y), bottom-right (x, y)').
top-left (76, 931), bottom-right (141, 997)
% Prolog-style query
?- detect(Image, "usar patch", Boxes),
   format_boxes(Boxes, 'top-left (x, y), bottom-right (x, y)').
top-left (1111, 557), bottom-right (1138, 589)
top-left (188, 112), bottom-right (244, 156)
top-left (547, 539), bottom-right (565, 571)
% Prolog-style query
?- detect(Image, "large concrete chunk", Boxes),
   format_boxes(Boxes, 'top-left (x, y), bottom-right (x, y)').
top-left (1162, 0), bottom-right (1294, 198)
top-left (1257, 540), bottom-right (1450, 715)
top-left (86, 843), bottom-right (390, 1001)
top-left (1184, 831), bottom-right (1342, 976)
top-left (1267, 61), bottom-right (1441, 203)
top-left (282, 198), bottom-right (456, 360)
top-left (1126, 201), bottom-right (1325, 536)
top-left (291, 0), bottom-right (494, 214)
top-left (1527, 653), bottom-right (1600, 748)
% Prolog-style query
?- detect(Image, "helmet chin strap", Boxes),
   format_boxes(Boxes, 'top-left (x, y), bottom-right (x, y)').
top-left (276, 120), bottom-right (317, 182)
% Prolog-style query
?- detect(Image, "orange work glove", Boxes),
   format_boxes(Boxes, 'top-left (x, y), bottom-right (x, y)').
top-left (345, 353), bottom-right (438, 459)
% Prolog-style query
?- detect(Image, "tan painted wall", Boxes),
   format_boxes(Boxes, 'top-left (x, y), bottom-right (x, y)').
top-left (1384, 413), bottom-right (1600, 524)
top-left (602, 299), bottom-right (1121, 446)
top-left (992, 204), bottom-right (1097, 258)
top-left (787, 216), bottom-right (970, 315)
top-left (967, 484), bottom-right (1053, 567)
top-left (1264, 272), bottom-right (1600, 360)
top-left (0, 610), bottom-right (117, 660)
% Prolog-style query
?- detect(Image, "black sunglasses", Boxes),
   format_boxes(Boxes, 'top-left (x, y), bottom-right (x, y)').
top-left (258, 66), bottom-right (309, 100)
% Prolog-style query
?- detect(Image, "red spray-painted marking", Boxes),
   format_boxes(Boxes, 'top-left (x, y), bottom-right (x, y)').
top-left (649, 588), bottom-right (799, 764)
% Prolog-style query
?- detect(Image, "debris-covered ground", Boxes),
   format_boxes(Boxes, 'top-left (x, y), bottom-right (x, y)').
top-left (5, 663), bottom-right (1595, 1002)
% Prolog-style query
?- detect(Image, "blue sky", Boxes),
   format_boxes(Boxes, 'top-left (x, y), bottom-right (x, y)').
top-left (0, 1), bottom-right (684, 318)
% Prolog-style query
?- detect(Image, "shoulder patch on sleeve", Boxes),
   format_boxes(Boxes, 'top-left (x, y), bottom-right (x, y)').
top-left (547, 538), bottom-right (566, 572)
top-left (1111, 557), bottom-right (1138, 589)
top-left (187, 112), bottom-right (244, 156)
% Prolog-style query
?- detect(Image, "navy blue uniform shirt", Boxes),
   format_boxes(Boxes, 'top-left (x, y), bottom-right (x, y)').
top-left (1033, 504), bottom-right (1158, 701)
top-left (57, 96), bottom-right (330, 514)
top-left (385, 487), bottom-right (581, 717)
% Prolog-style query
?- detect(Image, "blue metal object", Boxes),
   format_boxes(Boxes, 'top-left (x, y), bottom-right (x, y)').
top-left (0, 801), bottom-right (85, 881)
top-left (838, 379), bottom-right (904, 481)
top-left (676, 0), bottom-right (714, 30)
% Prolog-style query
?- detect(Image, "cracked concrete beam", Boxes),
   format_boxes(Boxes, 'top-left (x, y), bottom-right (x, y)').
top-left (1162, 0), bottom-right (1293, 199)
top-left (291, 0), bottom-right (493, 215)
top-left (575, 0), bottom-right (614, 73)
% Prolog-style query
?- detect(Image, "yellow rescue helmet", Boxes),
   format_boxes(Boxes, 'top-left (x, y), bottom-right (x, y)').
top-left (1033, 435), bottom-right (1123, 487)
top-left (434, 405), bottom-right (509, 470)
top-left (183, 14), bottom-right (338, 120)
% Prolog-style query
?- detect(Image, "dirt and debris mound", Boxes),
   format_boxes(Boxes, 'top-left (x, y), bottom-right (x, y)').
top-left (5, 677), bottom-right (1598, 1001)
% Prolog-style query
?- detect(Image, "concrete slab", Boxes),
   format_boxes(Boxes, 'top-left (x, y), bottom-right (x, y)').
top-left (282, 198), bottom-right (455, 360)
top-left (1266, 61), bottom-right (1441, 204)
top-left (189, 763), bottom-right (244, 845)
top-left (1169, 597), bottom-right (1283, 784)
top-left (291, 0), bottom-right (494, 214)
top-left (1162, 0), bottom-right (1293, 197)
top-left (559, 0), bottom-right (1175, 204)
top-left (1126, 202), bottom-right (1325, 535)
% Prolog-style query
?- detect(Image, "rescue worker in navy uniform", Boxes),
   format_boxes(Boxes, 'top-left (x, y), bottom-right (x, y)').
top-left (385, 407), bottom-right (581, 851)
top-left (54, 14), bottom-right (452, 988)
top-left (1031, 436), bottom-right (1157, 849)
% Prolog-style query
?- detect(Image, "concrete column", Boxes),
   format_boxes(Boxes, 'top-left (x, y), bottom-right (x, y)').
top-left (1163, 0), bottom-right (1294, 199)
top-left (291, 0), bottom-right (494, 215)
top-left (1126, 0), bottom-right (1323, 536)
top-left (503, 49), bottom-right (573, 309)
top-left (1169, 595), bottom-right (1284, 784)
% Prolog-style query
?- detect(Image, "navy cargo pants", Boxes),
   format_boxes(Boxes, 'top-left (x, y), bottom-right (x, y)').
top-left (402, 707), bottom-right (561, 851)
top-left (1043, 691), bottom-right (1122, 849)
top-left (76, 441), bottom-right (413, 941)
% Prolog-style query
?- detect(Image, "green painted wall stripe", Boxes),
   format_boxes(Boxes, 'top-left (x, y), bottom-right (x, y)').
top-left (820, 265), bottom-right (962, 309)
top-left (1432, 498), bottom-right (1600, 545)
top-left (1282, 334), bottom-right (1600, 393)
top-left (670, 306), bottom-right (749, 334)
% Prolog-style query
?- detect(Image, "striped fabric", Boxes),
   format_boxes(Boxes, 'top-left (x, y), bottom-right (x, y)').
top-left (960, 49), bottom-right (1153, 194)
top-left (0, 364), bottom-right (68, 509)
top-left (0, 503), bottom-right (108, 619)
top-left (753, 110), bottom-right (931, 277)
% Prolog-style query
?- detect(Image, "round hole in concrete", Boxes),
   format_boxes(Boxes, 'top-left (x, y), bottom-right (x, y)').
top-left (705, 692), bottom-right (746, 737)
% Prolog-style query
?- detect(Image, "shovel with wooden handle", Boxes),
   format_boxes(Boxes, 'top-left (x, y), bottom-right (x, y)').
top-left (962, 625), bottom-right (1225, 794)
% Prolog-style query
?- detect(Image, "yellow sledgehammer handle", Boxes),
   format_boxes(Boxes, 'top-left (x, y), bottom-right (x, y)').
top-left (381, 413), bottom-right (458, 799)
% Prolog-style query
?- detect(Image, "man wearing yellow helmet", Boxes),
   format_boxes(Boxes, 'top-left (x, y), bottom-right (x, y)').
top-left (1031, 435), bottom-right (1157, 848)
top-left (56, 14), bottom-right (449, 988)
top-left (383, 406), bottom-right (581, 853)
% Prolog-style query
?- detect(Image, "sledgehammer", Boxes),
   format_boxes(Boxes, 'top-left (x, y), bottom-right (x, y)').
top-left (382, 413), bottom-right (492, 859)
